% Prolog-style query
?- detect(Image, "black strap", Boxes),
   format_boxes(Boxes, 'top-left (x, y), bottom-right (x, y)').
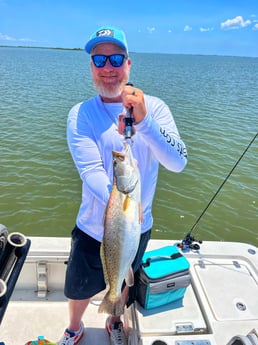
top-left (142, 252), bottom-right (182, 268)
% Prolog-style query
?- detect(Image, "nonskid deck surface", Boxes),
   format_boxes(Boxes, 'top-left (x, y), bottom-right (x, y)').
top-left (0, 295), bottom-right (110, 345)
top-left (0, 286), bottom-right (204, 345)
top-left (1, 238), bottom-right (258, 345)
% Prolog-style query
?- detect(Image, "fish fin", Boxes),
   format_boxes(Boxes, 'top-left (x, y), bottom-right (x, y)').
top-left (100, 243), bottom-right (109, 284)
top-left (139, 202), bottom-right (143, 224)
top-left (98, 292), bottom-right (124, 316)
top-left (123, 195), bottom-right (130, 211)
top-left (125, 266), bottom-right (134, 287)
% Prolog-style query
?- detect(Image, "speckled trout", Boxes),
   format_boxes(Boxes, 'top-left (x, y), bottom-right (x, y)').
top-left (99, 144), bottom-right (142, 316)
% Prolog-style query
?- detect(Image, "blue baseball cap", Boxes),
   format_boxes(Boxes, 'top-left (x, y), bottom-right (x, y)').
top-left (85, 25), bottom-right (128, 54)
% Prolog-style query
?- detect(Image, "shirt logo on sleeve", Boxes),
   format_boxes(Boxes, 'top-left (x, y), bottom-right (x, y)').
top-left (160, 127), bottom-right (187, 159)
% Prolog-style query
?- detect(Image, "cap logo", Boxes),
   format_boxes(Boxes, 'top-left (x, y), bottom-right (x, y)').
top-left (96, 29), bottom-right (114, 38)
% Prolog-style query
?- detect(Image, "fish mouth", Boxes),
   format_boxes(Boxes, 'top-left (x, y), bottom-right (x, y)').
top-left (112, 150), bottom-right (125, 162)
top-left (112, 144), bottom-right (129, 158)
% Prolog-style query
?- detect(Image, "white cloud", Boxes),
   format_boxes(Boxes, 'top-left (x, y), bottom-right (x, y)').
top-left (184, 25), bottom-right (192, 32)
top-left (20, 38), bottom-right (37, 42)
top-left (147, 27), bottom-right (155, 34)
top-left (253, 23), bottom-right (258, 30)
top-left (200, 27), bottom-right (214, 32)
top-left (0, 33), bottom-right (16, 41)
top-left (221, 15), bottom-right (251, 30)
top-left (0, 32), bottom-right (37, 42)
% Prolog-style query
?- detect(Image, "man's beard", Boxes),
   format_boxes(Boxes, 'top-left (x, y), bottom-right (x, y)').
top-left (92, 74), bottom-right (129, 99)
top-left (93, 81), bottom-right (123, 98)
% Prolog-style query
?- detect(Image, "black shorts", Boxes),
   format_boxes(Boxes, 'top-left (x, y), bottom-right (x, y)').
top-left (64, 225), bottom-right (151, 300)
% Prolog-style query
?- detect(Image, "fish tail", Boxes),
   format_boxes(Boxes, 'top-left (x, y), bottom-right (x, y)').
top-left (98, 292), bottom-right (124, 316)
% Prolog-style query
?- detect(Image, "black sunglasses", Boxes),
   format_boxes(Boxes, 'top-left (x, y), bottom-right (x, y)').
top-left (91, 54), bottom-right (127, 68)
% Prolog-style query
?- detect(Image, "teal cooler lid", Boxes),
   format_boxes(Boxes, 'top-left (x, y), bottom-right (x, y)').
top-left (141, 245), bottom-right (190, 279)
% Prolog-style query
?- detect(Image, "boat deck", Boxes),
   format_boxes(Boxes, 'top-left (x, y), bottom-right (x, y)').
top-left (1, 238), bottom-right (258, 345)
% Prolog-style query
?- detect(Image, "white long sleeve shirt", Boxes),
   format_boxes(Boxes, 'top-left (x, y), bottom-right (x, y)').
top-left (67, 94), bottom-right (187, 242)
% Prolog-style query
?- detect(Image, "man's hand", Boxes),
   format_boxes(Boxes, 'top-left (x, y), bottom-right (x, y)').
top-left (121, 85), bottom-right (147, 124)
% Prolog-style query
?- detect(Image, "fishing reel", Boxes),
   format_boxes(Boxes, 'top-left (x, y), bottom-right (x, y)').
top-left (124, 109), bottom-right (135, 140)
top-left (177, 231), bottom-right (202, 251)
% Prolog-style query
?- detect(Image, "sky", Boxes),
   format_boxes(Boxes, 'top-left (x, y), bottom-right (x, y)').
top-left (0, 0), bottom-right (258, 57)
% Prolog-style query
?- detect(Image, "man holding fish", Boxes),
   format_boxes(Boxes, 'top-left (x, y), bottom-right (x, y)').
top-left (58, 25), bottom-right (187, 345)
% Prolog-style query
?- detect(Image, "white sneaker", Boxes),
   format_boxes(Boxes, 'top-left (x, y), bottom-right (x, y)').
top-left (106, 316), bottom-right (127, 345)
top-left (57, 323), bottom-right (84, 345)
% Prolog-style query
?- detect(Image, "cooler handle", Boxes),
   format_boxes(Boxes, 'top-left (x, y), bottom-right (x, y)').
top-left (142, 252), bottom-right (182, 268)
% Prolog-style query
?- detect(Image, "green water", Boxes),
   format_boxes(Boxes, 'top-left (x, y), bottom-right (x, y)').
top-left (1, 47), bottom-right (257, 245)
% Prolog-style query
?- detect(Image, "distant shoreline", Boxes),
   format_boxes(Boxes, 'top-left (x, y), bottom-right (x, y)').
top-left (0, 45), bottom-right (83, 51)
top-left (1, 45), bottom-right (257, 58)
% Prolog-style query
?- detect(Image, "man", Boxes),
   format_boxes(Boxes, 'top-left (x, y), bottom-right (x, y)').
top-left (58, 25), bottom-right (187, 345)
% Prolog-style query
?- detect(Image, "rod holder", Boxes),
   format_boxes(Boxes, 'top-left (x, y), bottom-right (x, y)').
top-left (0, 232), bottom-right (27, 282)
top-left (0, 228), bottom-right (31, 324)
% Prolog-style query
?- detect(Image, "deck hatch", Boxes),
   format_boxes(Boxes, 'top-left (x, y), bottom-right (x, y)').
top-left (195, 260), bottom-right (258, 321)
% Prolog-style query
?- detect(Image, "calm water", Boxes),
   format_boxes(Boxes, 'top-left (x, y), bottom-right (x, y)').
top-left (1, 47), bottom-right (257, 245)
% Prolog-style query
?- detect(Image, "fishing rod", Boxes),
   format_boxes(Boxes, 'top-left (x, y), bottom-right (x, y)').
top-left (179, 131), bottom-right (258, 250)
top-left (123, 82), bottom-right (135, 141)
